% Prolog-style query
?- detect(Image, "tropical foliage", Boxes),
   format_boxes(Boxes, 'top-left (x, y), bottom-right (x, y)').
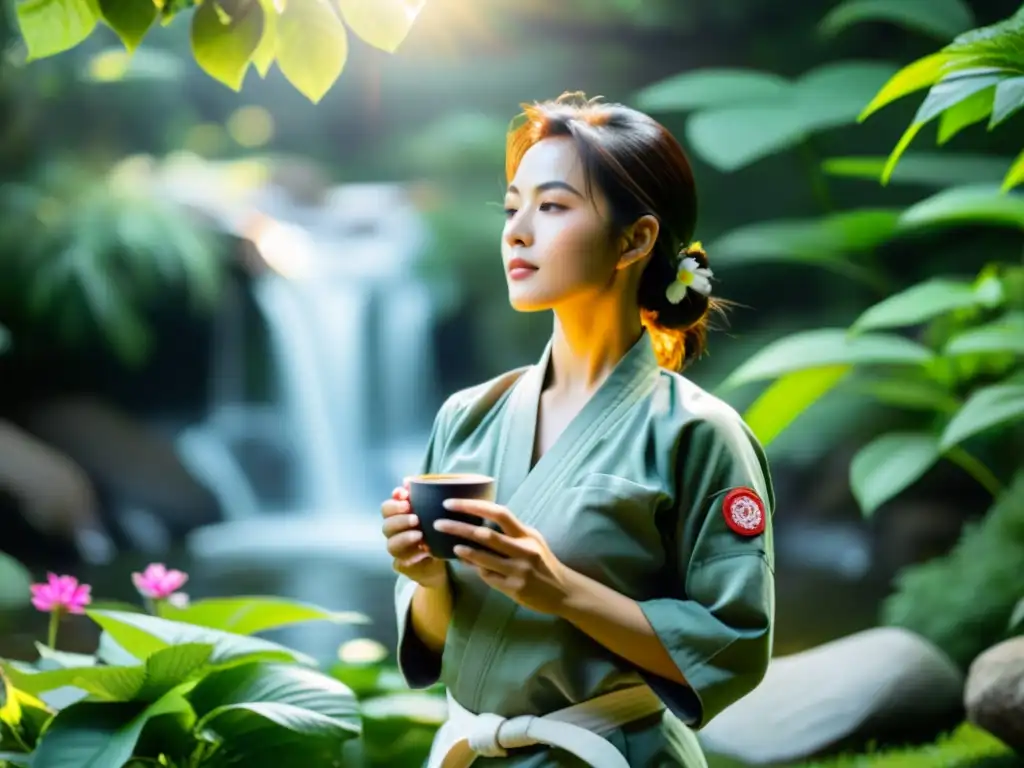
top-left (10, 0), bottom-right (424, 102)
top-left (637, 0), bottom-right (1024, 521)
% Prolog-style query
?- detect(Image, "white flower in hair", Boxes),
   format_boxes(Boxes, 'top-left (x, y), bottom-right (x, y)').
top-left (666, 242), bottom-right (713, 304)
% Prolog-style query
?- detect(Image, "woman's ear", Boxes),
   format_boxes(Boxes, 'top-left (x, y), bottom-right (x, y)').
top-left (617, 214), bottom-right (659, 270)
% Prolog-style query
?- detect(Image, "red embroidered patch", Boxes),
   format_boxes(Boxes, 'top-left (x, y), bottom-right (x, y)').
top-left (722, 488), bottom-right (765, 537)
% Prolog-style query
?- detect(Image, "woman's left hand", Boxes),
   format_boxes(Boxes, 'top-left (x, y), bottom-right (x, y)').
top-left (435, 500), bottom-right (573, 616)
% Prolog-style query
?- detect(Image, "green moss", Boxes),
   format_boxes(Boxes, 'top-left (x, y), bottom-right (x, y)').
top-left (795, 724), bottom-right (1018, 768)
top-left (706, 724), bottom-right (1019, 768)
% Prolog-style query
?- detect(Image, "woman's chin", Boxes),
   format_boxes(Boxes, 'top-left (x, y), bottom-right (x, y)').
top-left (507, 293), bottom-right (550, 313)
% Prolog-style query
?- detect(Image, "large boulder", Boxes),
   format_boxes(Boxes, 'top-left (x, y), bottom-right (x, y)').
top-left (965, 636), bottom-right (1024, 753)
top-left (699, 627), bottom-right (964, 765)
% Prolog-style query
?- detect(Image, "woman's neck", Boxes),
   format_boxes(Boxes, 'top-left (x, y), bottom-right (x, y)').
top-left (547, 293), bottom-right (643, 397)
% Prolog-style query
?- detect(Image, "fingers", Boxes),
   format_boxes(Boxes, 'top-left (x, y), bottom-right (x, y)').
top-left (392, 485), bottom-right (410, 502)
top-left (434, 519), bottom-right (520, 558)
top-left (382, 513), bottom-right (419, 537)
top-left (386, 528), bottom-right (424, 558)
top-left (393, 550), bottom-right (433, 574)
top-left (381, 496), bottom-right (411, 518)
top-left (442, 499), bottom-right (527, 537)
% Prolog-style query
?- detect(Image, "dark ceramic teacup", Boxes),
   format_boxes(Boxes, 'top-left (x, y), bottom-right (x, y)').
top-left (408, 473), bottom-right (496, 560)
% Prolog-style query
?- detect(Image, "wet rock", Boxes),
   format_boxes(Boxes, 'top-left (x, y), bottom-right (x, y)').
top-left (699, 627), bottom-right (964, 765)
top-left (965, 636), bottom-right (1024, 752)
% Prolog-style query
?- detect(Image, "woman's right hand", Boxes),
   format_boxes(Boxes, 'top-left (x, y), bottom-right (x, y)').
top-left (382, 481), bottom-right (448, 590)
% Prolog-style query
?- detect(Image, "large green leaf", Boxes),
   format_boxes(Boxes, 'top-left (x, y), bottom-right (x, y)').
top-left (2, 644), bottom-right (213, 702)
top-left (707, 209), bottom-right (898, 284)
top-left (195, 702), bottom-right (359, 766)
top-left (818, 0), bottom-right (974, 41)
top-left (685, 62), bottom-right (900, 171)
top-left (276, 0), bottom-right (348, 103)
top-left (850, 432), bottom-right (941, 515)
top-left (190, 0), bottom-right (265, 91)
top-left (990, 75), bottom-right (1024, 127)
top-left (188, 662), bottom-right (358, 727)
top-left (853, 373), bottom-right (961, 413)
top-left (97, 0), bottom-right (156, 52)
top-left (87, 610), bottom-right (315, 667)
top-left (859, 53), bottom-right (953, 121)
top-left (850, 278), bottom-right (985, 333)
top-left (940, 383), bottom-right (1024, 449)
top-left (15, 0), bottom-right (98, 60)
top-left (160, 596), bottom-right (367, 635)
top-left (1004, 149), bottom-right (1024, 192)
top-left (635, 69), bottom-right (791, 112)
top-left (822, 153), bottom-right (1013, 187)
top-left (945, 314), bottom-right (1024, 356)
top-left (31, 693), bottom-right (188, 768)
top-left (720, 329), bottom-right (934, 390)
top-left (250, 0), bottom-right (277, 76)
top-left (900, 185), bottom-right (1024, 230)
top-left (743, 366), bottom-right (851, 447)
top-left (336, 0), bottom-right (423, 53)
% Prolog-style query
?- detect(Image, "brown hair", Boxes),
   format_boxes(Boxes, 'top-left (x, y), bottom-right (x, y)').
top-left (506, 91), bottom-right (723, 371)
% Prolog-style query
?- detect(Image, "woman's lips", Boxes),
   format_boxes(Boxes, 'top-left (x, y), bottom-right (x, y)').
top-left (507, 258), bottom-right (538, 280)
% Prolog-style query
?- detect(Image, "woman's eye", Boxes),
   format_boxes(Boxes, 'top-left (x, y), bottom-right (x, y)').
top-left (539, 202), bottom-right (566, 212)
top-left (503, 207), bottom-right (518, 218)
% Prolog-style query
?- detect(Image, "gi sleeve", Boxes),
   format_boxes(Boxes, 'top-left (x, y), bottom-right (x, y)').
top-left (637, 416), bottom-right (775, 728)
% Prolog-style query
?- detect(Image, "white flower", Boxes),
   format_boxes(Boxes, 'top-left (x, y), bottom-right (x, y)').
top-left (666, 255), bottom-right (713, 304)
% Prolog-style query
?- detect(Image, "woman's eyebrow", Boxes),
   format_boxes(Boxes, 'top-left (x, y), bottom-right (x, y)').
top-left (506, 181), bottom-right (584, 198)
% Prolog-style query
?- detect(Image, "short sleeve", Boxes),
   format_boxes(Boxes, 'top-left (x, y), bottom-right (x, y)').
top-left (393, 397), bottom-right (454, 689)
top-left (637, 416), bottom-right (775, 729)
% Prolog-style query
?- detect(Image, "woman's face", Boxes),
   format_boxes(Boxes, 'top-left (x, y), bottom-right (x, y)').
top-left (502, 137), bottom-right (621, 312)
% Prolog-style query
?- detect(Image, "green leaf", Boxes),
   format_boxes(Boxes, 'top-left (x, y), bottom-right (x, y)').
top-left (31, 693), bottom-right (188, 768)
top-left (937, 85), bottom-right (995, 144)
top-left (2, 644), bottom-right (212, 702)
top-left (336, 0), bottom-right (423, 53)
top-left (97, 0), bottom-right (157, 52)
top-left (818, 0), bottom-right (974, 41)
top-left (635, 69), bottom-right (791, 113)
top-left (859, 53), bottom-right (952, 121)
top-left (87, 610), bottom-right (315, 667)
top-left (1005, 149), bottom-right (1024, 192)
top-left (708, 209), bottom-right (899, 283)
top-left (853, 374), bottom-right (961, 413)
top-left (160, 596), bottom-right (368, 635)
top-left (15, 0), bottom-right (98, 60)
top-left (188, 662), bottom-right (359, 727)
top-left (939, 383), bottom-right (1024, 449)
top-left (822, 153), bottom-right (1013, 187)
top-left (850, 432), bottom-right (941, 515)
top-left (196, 702), bottom-right (359, 765)
top-left (850, 278), bottom-right (985, 333)
top-left (190, 0), bottom-right (265, 91)
top-left (743, 366), bottom-right (851, 447)
top-left (914, 69), bottom-right (1006, 125)
top-left (720, 329), bottom-right (934, 390)
top-left (250, 0), bottom-right (277, 76)
top-left (276, 0), bottom-right (347, 103)
top-left (990, 75), bottom-right (1024, 127)
top-left (0, 552), bottom-right (32, 610)
top-left (945, 313), bottom-right (1024, 356)
top-left (900, 185), bottom-right (1024, 230)
top-left (685, 62), bottom-right (899, 172)
top-left (34, 643), bottom-right (98, 671)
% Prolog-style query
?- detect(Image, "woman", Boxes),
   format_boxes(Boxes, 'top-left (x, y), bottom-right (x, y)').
top-left (381, 92), bottom-right (774, 767)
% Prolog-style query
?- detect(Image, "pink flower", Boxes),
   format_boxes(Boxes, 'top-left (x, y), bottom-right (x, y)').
top-left (132, 563), bottom-right (188, 600)
top-left (30, 573), bottom-right (92, 615)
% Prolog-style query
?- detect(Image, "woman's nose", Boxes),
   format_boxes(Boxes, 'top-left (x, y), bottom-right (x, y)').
top-left (504, 218), bottom-right (533, 248)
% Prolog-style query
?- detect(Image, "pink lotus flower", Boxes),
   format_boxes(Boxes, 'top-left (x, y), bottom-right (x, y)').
top-left (132, 563), bottom-right (188, 600)
top-left (30, 573), bottom-right (92, 615)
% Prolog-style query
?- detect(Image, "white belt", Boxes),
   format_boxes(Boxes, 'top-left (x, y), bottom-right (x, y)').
top-left (428, 685), bottom-right (665, 768)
